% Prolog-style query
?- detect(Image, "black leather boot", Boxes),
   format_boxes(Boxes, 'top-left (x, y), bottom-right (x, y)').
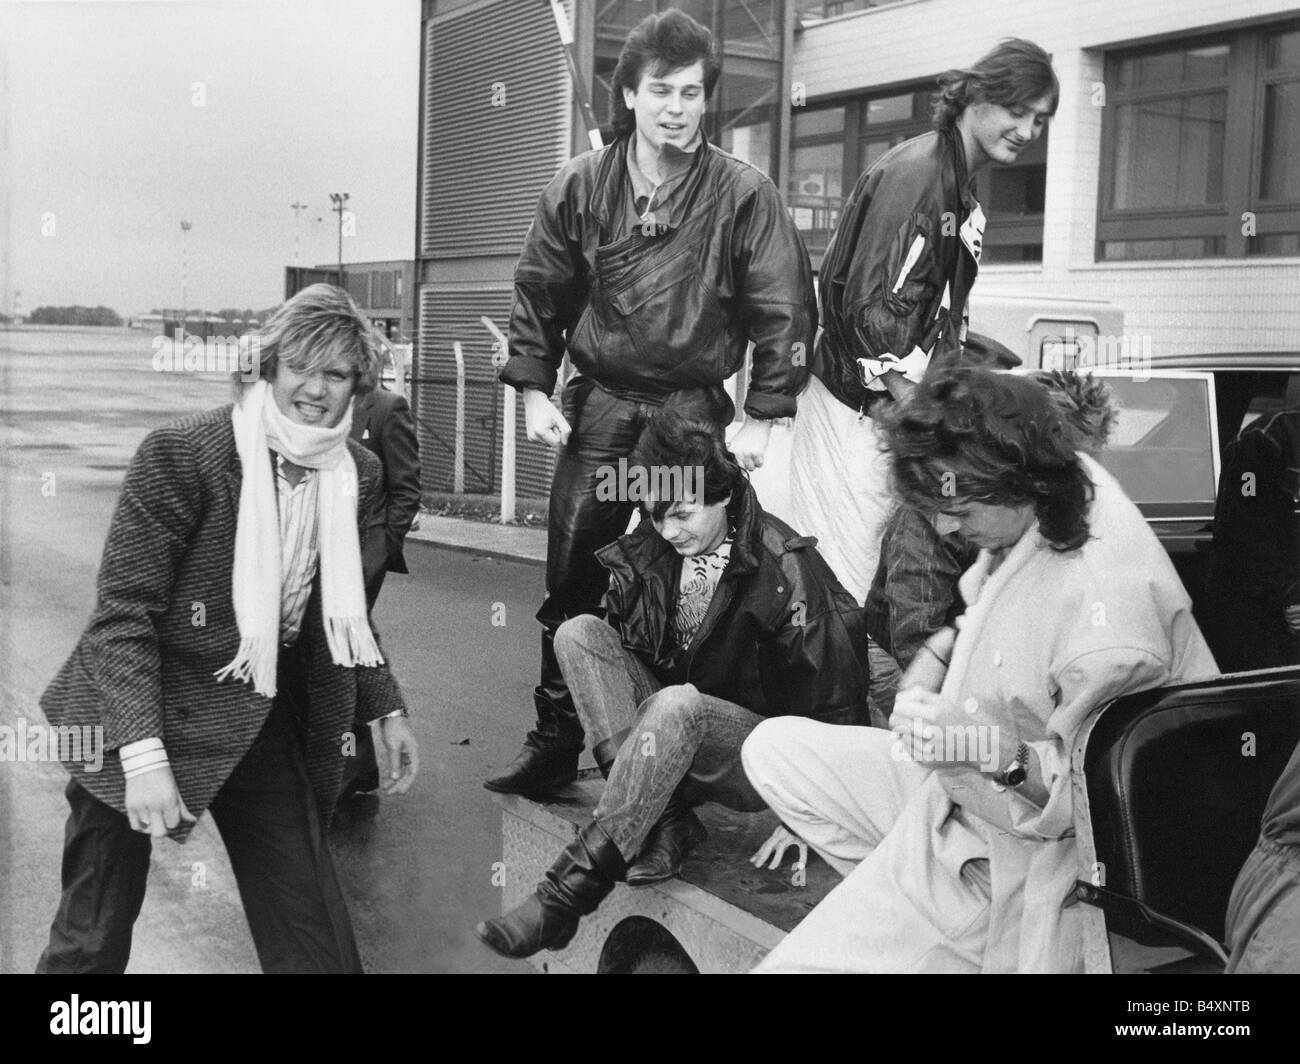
top-left (625, 795), bottom-right (707, 886)
top-left (483, 742), bottom-right (580, 796)
top-left (484, 627), bottom-right (584, 796)
top-left (476, 821), bottom-right (627, 959)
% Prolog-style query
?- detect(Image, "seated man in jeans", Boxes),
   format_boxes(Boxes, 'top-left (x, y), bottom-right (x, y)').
top-left (476, 411), bottom-right (869, 959)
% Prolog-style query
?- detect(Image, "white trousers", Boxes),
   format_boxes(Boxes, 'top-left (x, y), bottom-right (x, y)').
top-left (741, 717), bottom-right (993, 974)
top-left (788, 375), bottom-right (894, 605)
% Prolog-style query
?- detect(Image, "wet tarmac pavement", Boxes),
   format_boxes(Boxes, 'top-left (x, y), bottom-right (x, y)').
top-left (0, 326), bottom-right (558, 973)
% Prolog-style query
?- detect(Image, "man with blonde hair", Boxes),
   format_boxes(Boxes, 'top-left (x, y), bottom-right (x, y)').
top-left (37, 284), bottom-right (419, 974)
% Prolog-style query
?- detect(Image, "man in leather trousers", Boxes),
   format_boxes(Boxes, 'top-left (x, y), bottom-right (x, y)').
top-left (487, 8), bottom-right (817, 798)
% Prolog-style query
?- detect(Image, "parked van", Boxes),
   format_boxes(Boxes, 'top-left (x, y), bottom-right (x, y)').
top-left (968, 289), bottom-right (1126, 371)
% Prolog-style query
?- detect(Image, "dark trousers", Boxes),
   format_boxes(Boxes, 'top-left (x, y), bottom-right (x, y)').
top-left (36, 697), bottom-right (362, 974)
top-left (529, 376), bottom-right (730, 753)
top-left (343, 563), bottom-right (389, 790)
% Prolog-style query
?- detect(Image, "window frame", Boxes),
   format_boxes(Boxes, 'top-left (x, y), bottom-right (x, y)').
top-left (1096, 20), bottom-right (1300, 261)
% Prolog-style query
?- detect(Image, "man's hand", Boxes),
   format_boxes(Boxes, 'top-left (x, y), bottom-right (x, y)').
top-left (881, 369), bottom-right (917, 403)
top-left (522, 388), bottom-right (571, 448)
top-left (376, 716), bottom-right (419, 795)
top-left (750, 823), bottom-right (807, 877)
top-left (890, 687), bottom-right (1004, 773)
top-left (730, 417), bottom-right (773, 471)
top-left (1285, 604), bottom-right (1300, 633)
top-left (124, 766), bottom-right (197, 838)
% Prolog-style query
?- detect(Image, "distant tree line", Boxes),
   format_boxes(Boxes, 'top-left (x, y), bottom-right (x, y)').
top-left (28, 305), bottom-right (124, 327)
top-left (148, 307), bottom-right (274, 324)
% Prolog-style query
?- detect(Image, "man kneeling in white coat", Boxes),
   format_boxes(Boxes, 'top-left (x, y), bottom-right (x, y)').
top-left (742, 366), bottom-right (1218, 973)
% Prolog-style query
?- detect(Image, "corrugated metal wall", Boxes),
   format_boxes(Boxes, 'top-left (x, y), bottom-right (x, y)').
top-left (414, 0), bottom-right (572, 500)
top-left (414, 286), bottom-right (557, 499)
top-left (420, 0), bottom-right (572, 258)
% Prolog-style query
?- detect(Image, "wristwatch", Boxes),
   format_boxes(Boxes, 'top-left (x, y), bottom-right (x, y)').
top-left (994, 741), bottom-right (1029, 789)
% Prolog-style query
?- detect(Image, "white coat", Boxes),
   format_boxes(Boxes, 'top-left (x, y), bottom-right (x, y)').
top-left (935, 454), bottom-right (1219, 970)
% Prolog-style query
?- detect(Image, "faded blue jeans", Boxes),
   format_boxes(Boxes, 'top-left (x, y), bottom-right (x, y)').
top-left (554, 614), bottom-right (768, 861)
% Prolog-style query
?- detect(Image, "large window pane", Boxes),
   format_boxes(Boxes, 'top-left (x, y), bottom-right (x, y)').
top-left (982, 244), bottom-right (1043, 263)
top-left (724, 120), bottom-right (773, 171)
top-left (716, 68), bottom-right (776, 175)
top-left (789, 141), bottom-right (843, 249)
top-left (794, 106), bottom-right (844, 139)
top-left (1101, 237), bottom-right (1226, 260)
top-left (1111, 93), bottom-right (1226, 208)
top-left (1116, 44), bottom-right (1228, 90)
top-left (1261, 81), bottom-right (1300, 201)
top-left (790, 142), bottom-right (843, 200)
top-left (1247, 232), bottom-right (1300, 255)
top-left (864, 93), bottom-right (913, 125)
top-left (1100, 23), bottom-right (1300, 260)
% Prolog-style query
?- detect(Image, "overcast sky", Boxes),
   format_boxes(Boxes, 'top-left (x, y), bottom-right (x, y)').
top-left (2, 0), bottom-right (420, 315)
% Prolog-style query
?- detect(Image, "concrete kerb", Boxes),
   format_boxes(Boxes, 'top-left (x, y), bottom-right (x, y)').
top-left (405, 514), bottom-right (548, 567)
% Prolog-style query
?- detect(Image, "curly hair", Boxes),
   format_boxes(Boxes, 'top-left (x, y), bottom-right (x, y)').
top-left (610, 8), bottom-right (721, 140)
top-left (1033, 369), bottom-right (1118, 455)
top-left (932, 38), bottom-right (1059, 129)
top-left (629, 408), bottom-right (745, 521)
top-left (878, 367), bottom-right (1093, 551)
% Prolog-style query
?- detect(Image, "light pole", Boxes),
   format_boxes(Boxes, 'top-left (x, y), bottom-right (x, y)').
top-left (329, 193), bottom-right (349, 288)
top-left (180, 221), bottom-right (192, 335)
top-left (290, 201), bottom-right (308, 267)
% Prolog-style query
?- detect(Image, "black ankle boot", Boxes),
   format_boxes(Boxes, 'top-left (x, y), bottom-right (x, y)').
top-left (476, 821), bottom-right (627, 959)
top-left (483, 742), bottom-right (580, 797)
top-left (625, 796), bottom-right (707, 886)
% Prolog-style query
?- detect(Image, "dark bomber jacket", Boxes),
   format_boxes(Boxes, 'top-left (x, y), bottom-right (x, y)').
top-left (815, 126), bottom-right (980, 412)
top-left (596, 480), bottom-right (870, 725)
top-left (500, 136), bottom-right (817, 420)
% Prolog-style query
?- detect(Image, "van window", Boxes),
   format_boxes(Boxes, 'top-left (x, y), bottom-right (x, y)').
top-left (1093, 373), bottom-right (1218, 506)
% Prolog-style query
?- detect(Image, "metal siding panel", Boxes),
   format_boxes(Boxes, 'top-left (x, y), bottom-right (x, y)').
top-left (421, 0), bottom-right (572, 258)
top-left (413, 286), bottom-right (557, 498)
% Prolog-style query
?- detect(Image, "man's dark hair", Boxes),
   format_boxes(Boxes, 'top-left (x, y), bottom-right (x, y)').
top-left (878, 367), bottom-right (1093, 551)
top-left (932, 38), bottom-right (1059, 129)
top-left (630, 408), bottom-right (745, 521)
top-left (610, 8), bottom-right (721, 140)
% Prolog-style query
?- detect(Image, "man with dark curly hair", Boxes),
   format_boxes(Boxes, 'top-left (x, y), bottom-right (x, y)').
top-left (744, 368), bottom-right (1217, 972)
top-left (864, 369), bottom-right (1119, 694)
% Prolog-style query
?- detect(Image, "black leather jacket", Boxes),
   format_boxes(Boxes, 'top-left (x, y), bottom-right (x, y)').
top-left (815, 126), bottom-right (980, 412)
top-left (596, 480), bottom-right (870, 724)
top-left (501, 137), bottom-right (817, 419)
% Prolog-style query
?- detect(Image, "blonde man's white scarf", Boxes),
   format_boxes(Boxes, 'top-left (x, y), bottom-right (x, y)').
top-left (215, 379), bottom-right (382, 697)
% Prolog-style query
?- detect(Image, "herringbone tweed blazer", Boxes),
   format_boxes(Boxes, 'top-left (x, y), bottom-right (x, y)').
top-left (40, 404), bottom-right (408, 840)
